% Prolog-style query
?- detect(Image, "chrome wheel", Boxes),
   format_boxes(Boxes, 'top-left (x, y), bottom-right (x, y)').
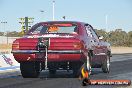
top-left (86, 55), bottom-right (91, 75)
top-left (102, 55), bottom-right (110, 73)
top-left (107, 57), bottom-right (110, 71)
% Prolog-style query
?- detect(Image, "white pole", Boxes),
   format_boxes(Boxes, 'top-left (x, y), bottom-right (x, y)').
top-left (1, 22), bottom-right (8, 44)
top-left (40, 10), bottom-right (44, 21)
top-left (105, 15), bottom-right (108, 32)
top-left (53, 1), bottom-right (55, 21)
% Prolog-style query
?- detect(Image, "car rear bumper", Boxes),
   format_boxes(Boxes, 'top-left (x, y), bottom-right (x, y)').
top-left (12, 50), bottom-right (85, 62)
top-left (11, 50), bottom-right (82, 54)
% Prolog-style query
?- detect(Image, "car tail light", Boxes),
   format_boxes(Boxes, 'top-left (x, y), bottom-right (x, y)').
top-left (12, 41), bottom-right (19, 50)
top-left (73, 42), bottom-right (84, 49)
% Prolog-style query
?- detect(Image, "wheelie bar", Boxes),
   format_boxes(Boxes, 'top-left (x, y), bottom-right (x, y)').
top-left (37, 37), bottom-right (50, 70)
top-left (45, 45), bottom-right (48, 70)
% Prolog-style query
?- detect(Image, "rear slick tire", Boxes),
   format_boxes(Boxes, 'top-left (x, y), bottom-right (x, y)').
top-left (72, 62), bottom-right (83, 77)
top-left (20, 62), bottom-right (40, 78)
top-left (49, 69), bottom-right (56, 75)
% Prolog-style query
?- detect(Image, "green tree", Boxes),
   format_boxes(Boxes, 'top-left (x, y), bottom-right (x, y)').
top-left (108, 29), bottom-right (128, 46)
top-left (7, 31), bottom-right (20, 37)
top-left (126, 31), bottom-right (132, 47)
top-left (0, 32), bottom-right (4, 36)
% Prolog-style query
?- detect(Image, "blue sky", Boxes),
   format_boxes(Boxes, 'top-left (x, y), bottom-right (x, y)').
top-left (0, 0), bottom-right (132, 32)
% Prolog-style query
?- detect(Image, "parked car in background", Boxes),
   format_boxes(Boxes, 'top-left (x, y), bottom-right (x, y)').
top-left (11, 21), bottom-right (111, 78)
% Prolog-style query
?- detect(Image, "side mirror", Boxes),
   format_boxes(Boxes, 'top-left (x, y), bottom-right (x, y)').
top-left (99, 36), bottom-right (104, 40)
top-left (85, 24), bottom-right (89, 26)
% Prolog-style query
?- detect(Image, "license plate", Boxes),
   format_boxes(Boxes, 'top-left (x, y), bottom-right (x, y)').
top-left (48, 54), bottom-right (59, 58)
top-left (36, 54), bottom-right (44, 58)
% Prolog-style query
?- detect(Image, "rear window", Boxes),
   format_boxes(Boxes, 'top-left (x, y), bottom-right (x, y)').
top-left (29, 23), bottom-right (78, 34)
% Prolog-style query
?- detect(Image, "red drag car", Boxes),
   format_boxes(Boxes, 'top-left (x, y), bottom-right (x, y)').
top-left (11, 21), bottom-right (111, 78)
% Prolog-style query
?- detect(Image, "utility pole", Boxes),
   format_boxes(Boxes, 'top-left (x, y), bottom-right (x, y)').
top-left (105, 15), bottom-right (110, 42)
top-left (40, 10), bottom-right (45, 21)
top-left (19, 17), bottom-right (34, 35)
top-left (52, 1), bottom-right (55, 21)
top-left (25, 17), bottom-right (28, 32)
top-left (1, 21), bottom-right (8, 44)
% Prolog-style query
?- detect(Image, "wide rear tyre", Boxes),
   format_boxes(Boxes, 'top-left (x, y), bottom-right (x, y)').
top-left (48, 63), bottom-right (57, 75)
top-left (20, 62), bottom-right (41, 78)
top-left (49, 69), bottom-right (56, 75)
top-left (102, 55), bottom-right (110, 73)
top-left (72, 62), bottom-right (83, 77)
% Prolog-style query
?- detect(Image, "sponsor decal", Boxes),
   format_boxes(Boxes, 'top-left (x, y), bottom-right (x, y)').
top-left (53, 23), bottom-right (73, 27)
top-left (48, 26), bottom-right (59, 32)
top-left (2, 55), bottom-right (13, 66)
top-left (27, 34), bottom-right (73, 38)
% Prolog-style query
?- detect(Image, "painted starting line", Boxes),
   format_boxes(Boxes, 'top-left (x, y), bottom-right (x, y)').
top-left (0, 66), bottom-right (20, 71)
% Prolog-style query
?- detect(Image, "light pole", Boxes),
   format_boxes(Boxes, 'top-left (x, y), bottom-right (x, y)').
top-left (40, 10), bottom-right (45, 21)
top-left (1, 21), bottom-right (8, 44)
top-left (105, 15), bottom-right (108, 32)
top-left (52, 1), bottom-right (55, 21)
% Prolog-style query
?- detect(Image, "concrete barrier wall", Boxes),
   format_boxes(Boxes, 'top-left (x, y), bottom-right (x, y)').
top-left (0, 36), bottom-right (20, 44)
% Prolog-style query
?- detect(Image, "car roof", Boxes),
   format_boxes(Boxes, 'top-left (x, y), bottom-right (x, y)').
top-left (37, 21), bottom-right (87, 25)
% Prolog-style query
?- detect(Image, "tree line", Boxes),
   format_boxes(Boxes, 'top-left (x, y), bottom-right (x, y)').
top-left (95, 29), bottom-right (132, 47)
top-left (0, 29), bottom-right (132, 47)
top-left (0, 31), bottom-right (23, 37)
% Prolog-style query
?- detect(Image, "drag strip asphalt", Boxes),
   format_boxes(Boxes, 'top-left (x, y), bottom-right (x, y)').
top-left (0, 54), bottom-right (132, 88)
